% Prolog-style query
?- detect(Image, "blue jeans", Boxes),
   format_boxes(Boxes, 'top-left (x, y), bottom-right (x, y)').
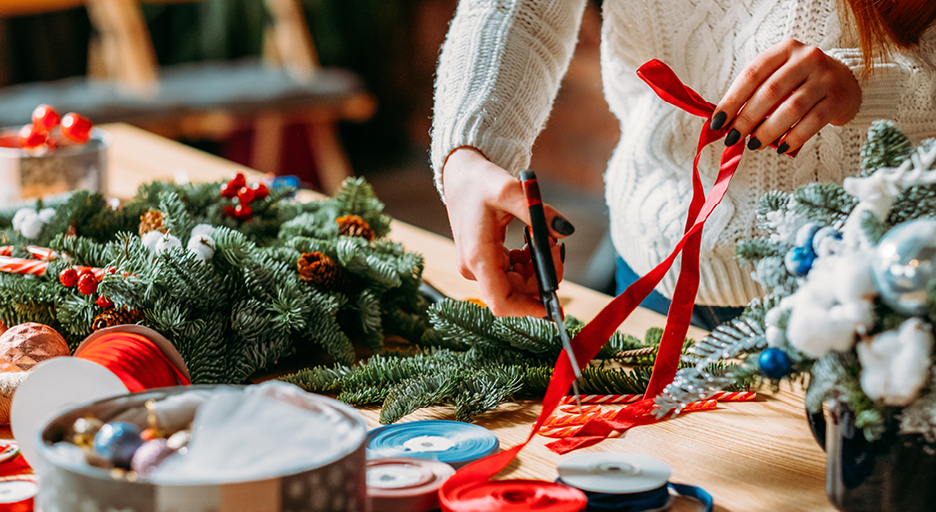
top-left (615, 257), bottom-right (743, 332)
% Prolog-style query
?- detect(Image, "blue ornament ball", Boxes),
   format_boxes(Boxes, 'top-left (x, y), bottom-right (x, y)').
top-left (759, 348), bottom-right (793, 379)
top-left (784, 245), bottom-right (816, 277)
top-left (871, 218), bottom-right (936, 316)
top-left (93, 421), bottom-right (144, 469)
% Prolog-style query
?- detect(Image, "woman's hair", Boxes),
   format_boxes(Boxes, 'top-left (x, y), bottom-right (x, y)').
top-left (841, 0), bottom-right (936, 68)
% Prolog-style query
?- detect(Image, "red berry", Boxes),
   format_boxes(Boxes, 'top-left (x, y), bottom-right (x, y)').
top-left (18, 124), bottom-right (47, 149)
top-left (60, 113), bottom-right (92, 143)
top-left (253, 182), bottom-right (269, 200)
top-left (32, 104), bottom-right (60, 131)
top-left (95, 295), bottom-right (114, 309)
top-left (224, 205), bottom-right (236, 217)
top-left (234, 204), bottom-right (252, 220)
top-left (59, 268), bottom-right (78, 287)
top-left (230, 173), bottom-right (247, 189)
top-left (237, 186), bottom-right (255, 204)
top-left (220, 182), bottom-right (238, 199)
top-left (77, 273), bottom-right (98, 295)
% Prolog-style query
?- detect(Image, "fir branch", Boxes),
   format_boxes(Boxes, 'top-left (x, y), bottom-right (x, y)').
top-left (861, 119), bottom-right (914, 177)
top-left (792, 183), bottom-right (857, 224)
top-left (736, 238), bottom-right (788, 268)
top-left (380, 372), bottom-right (460, 424)
top-left (452, 366), bottom-right (523, 423)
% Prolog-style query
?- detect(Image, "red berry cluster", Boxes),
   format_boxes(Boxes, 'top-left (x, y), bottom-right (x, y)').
top-left (220, 173), bottom-right (269, 221)
top-left (18, 105), bottom-right (93, 150)
top-left (59, 267), bottom-right (115, 309)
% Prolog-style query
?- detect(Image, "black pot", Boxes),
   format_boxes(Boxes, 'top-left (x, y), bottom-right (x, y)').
top-left (807, 404), bottom-right (936, 511)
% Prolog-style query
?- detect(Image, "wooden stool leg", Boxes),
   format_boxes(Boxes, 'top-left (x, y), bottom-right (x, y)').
top-left (308, 121), bottom-right (353, 196)
top-left (251, 113), bottom-right (284, 176)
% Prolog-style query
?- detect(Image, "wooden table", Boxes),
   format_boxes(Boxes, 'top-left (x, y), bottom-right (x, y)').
top-left (102, 123), bottom-right (832, 511)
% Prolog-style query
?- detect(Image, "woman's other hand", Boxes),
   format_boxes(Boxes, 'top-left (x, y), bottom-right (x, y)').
top-left (442, 147), bottom-right (572, 317)
top-left (712, 38), bottom-right (862, 154)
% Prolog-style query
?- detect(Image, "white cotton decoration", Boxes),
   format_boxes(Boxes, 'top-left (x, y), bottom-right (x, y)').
top-left (784, 252), bottom-right (878, 357)
top-left (187, 235), bottom-right (215, 261)
top-left (18, 216), bottom-right (45, 239)
top-left (154, 234), bottom-right (182, 255)
top-left (37, 208), bottom-right (56, 223)
top-left (11, 208), bottom-right (33, 232)
top-left (189, 224), bottom-right (215, 239)
top-left (766, 209), bottom-right (808, 245)
top-left (142, 231), bottom-right (163, 252)
top-left (857, 318), bottom-right (934, 407)
top-left (766, 326), bottom-right (786, 347)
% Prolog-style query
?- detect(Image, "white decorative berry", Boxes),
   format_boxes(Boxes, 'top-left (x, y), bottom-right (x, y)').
top-left (857, 318), bottom-right (934, 407)
top-left (153, 233), bottom-right (182, 255)
top-left (12, 207), bottom-right (54, 239)
top-left (142, 231), bottom-right (162, 252)
top-left (187, 235), bottom-right (215, 261)
top-left (189, 224), bottom-right (215, 239)
top-left (37, 207), bottom-right (56, 223)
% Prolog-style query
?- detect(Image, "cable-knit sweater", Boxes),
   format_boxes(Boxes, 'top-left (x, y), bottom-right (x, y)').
top-left (431, 0), bottom-right (936, 306)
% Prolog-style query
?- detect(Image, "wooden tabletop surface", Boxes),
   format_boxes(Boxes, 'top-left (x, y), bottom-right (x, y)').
top-left (100, 123), bottom-right (832, 511)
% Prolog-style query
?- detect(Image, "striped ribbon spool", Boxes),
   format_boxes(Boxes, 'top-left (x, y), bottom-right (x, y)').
top-left (366, 420), bottom-right (499, 470)
top-left (0, 246), bottom-right (57, 261)
top-left (0, 475), bottom-right (38, 512)
top-left (367, 457), bottom-right (455, 512)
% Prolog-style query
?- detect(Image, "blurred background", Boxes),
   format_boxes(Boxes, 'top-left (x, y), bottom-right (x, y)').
top-left (0, 0), bottom-right (618, 292)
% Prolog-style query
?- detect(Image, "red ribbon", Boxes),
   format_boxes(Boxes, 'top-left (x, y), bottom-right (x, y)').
top-left (439, 59), bottom-right (794, 510)
top-left (78, 332), bottom-right (190, 392)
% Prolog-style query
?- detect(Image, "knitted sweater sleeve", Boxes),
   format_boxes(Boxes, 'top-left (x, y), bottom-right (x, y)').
top-left (827, 27), bottom-right (936, 135)
top-left (430, 0), bottom-right (588, 198)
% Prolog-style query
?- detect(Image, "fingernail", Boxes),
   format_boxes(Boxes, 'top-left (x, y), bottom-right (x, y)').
top-left (560, 243), bottom-right (566, 263)
top-left (777, 142), bottom-right (789, 155)
top-left (747, 137), bottom-right (761, 150)
top-left (551, 216), bottom-right (575, 236)
top-left (710, 111), bottom-right (727, 131)
top-left (725, 129), bottom-right (741, 147)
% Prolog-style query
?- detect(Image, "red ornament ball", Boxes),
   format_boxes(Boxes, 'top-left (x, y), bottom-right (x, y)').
top-left (230, 173), bottom-right (247, 190)
top-left (237, 186), bottom-right (255, 204)
top-left (96, 295), bottom-right (114, 309)
top-left (18, 124), bottom-right (47, 149)
top-left (77, 273), bottom-right (99, 295)
top-left (253, 182), bottom-right (269, 200)
top-left (59, 268), bottom-right (78, 287)
top-left (223, 205), bottom-right (236, 218)
top-left (220, 182), bottom-right (238, 199)
top-left (234, 204), bottom-right (252, 220)
top-left (32, 104), bottom-right (60, 131)
top-left (60, 113), bottom-right (93, 143)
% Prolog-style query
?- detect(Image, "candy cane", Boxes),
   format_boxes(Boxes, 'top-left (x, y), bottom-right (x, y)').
top-left (559, 394), bottom-right (644, 405)
top-left (0, 256), bottom-right (48, 276)
top-left (0, 245), bottom-right (58, 260)
top-left (709, 391), bottom-right (756, 402)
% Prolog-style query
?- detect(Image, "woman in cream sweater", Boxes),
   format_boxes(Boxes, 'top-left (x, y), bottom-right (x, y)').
top-left (432, 0), bottom-right (936, 327)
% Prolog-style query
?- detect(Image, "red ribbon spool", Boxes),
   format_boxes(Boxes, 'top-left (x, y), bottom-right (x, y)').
top-left (442, 480), bottom-right (586, 512)
top-left (439, 59), bottom-right (794, 510)
top-left (76, 332), bottom-right (190, 392)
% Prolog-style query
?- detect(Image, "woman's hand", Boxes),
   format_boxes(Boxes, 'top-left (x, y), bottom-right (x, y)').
top-left (442, 147), bottom-right (572, 317)
top-left (712, 38), bottom-right (862, 154)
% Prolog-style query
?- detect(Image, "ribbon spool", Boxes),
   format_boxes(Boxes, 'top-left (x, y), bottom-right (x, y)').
top-left (0, 475), bottom-right (38, 512)
top-left (556, 454), bottom-right (713, 512)
top-left (11, 324), bottom-right (190, 466)
top-left (366, 420), bottom-right (499, 469)
top-left (442, 480), bottom-right (587, 511)
top-left (367, 457), bottom-right (455, 512)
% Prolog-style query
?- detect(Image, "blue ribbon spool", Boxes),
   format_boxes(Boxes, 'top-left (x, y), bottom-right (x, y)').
top-left (365, 420), bottom-right (499, 469)
top-left (556, 453), bottom-right (713, 512)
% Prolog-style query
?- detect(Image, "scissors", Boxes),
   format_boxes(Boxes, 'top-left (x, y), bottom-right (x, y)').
top-left (519, 170), bottom-right (583, 411)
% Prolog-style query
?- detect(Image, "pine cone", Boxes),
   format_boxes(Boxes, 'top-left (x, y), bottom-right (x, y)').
top-left (139, 210), bottom-right (166, 236)
top-left (92, 306), bottom-right (145, 331)
top-left (336, 215), bottom-right (374, 241)
top-left (298, 252), bottom-right (349, 290)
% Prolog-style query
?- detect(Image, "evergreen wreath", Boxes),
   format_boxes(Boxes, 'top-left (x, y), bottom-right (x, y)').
top-left (661, 121), bottom-right (936, 441)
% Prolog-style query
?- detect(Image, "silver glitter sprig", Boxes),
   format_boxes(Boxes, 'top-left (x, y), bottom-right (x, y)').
top-left (653, 317), bottom-right (766, 418)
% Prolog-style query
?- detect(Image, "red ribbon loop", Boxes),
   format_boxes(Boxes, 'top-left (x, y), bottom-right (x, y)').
top-left (440, 59), bottom-right (789, 510)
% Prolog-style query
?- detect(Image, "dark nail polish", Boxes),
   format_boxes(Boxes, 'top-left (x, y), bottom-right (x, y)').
top-left (747, 137), bottom-right (761, 150)
top-left (551, 216), bottom-right (575, 236)
top-left (777, 142), bottom-right (789, 155)
top-left (710, 111), bottom-right (727, 131)
top-left (725, 129), bottom-right (741, 147)
top-left (560, 243), bottom-right (566, 263)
